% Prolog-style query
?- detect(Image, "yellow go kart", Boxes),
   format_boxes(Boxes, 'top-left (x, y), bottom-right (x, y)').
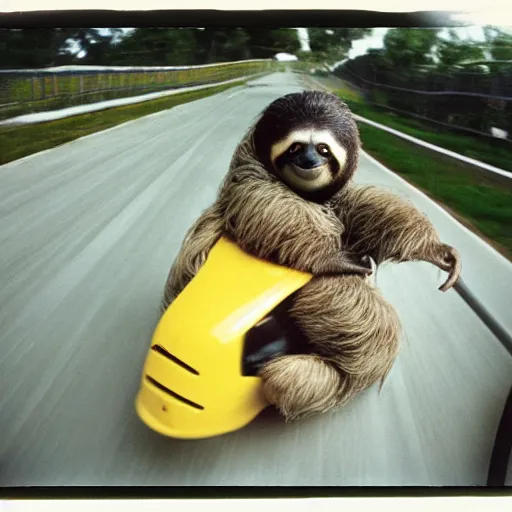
top-left (135, 236), bottom-right (313, 440)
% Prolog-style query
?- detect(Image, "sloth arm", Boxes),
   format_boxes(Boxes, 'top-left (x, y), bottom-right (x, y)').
top-left (220, 173), bottom-right (371, 276)
top-left (336, 185), bottom-right (461, 290)
top-left (161, 202), bottom-right (224, 312)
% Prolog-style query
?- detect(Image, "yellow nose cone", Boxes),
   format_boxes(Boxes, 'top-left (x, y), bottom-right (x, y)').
top-left (135, 237), bottom-right (312, 439)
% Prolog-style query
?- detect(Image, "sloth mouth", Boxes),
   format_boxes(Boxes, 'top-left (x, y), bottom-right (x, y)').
top-left (289, 163), bottom-right (327, 181)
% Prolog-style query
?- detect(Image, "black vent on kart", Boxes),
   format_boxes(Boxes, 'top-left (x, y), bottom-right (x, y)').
top-left (242, 298), bottom-right (309, 377)
top-left (146, 376), bottom-right (204, 410)
top-left (151, 344), bottom-right (199, 375)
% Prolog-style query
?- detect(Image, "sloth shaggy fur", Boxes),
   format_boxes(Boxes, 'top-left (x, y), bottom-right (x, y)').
top-left (160, 90), bottom-right (461, 422)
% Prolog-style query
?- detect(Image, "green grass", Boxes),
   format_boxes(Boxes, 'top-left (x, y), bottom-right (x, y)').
top-left (0, 61), bottom-right (271, 105)
top-left (0, 80), bottom-right (245, 166)
top-left (333, 88), bottom-right (512, 174)
top-left (0, 64), bottom-right (271, 122)
top-left (331, 84), bottom-right (364, 104)
top-left (0, 77), bottom-right (251, 121)
top-left (0, 82), bottom-right (211, 121)
top-left (357, 122), bottom-right (512, 258)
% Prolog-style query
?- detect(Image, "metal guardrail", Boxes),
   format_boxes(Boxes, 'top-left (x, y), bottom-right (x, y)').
top-left (0, 73), bottom-right (268, 127)
top-left (351, 114), bottom-right (512, 185)
top-left (0, 59), bottom-right (276, 75)
top-left (454, 279), bottom-right (512, 357)
top-left (0, 59), bottom-right (278, 107)
top-left (306, 74), bottom-right (512, 181)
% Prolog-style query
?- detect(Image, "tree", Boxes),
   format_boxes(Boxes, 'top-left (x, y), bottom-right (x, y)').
top-left (483, 26), bottom-right (512, 61)
top-left (103, 28), bottom-right (200, 66)
top-left (0, 27), bottom-right (303, 69)
top-left (382, 28), bottom-right (440, 69)
top-left (59, 28), bottom-right (125, 65)
top-left (194, 28), bottom-right (251, 63)
top-left (0, 28), bottom-right (75, 68)
top-left (435, 29), bottom-right (486, 70)
top-left (244, 29), bottom-right (301, 59)
top-left (306, 28), bottom-right (372, 64)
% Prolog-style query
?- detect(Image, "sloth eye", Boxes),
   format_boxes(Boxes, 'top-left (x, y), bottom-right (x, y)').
top-left (288, 143), bottom-right (302, 154)
top-left (317, 144), bottom-right (331, 155)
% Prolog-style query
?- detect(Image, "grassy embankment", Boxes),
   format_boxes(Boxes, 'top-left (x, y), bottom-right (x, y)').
top-left (0, 85), bottom-right (185, 121)
top-left (0, 79), bottom-right (246, 166)
top-left (328, 80), bottom-right (512, 259)
top-left (0, 60), bottom-right (271, 121)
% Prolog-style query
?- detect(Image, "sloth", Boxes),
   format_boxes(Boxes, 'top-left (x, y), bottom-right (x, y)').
top-left (160, 90), bottom-right (461, 422)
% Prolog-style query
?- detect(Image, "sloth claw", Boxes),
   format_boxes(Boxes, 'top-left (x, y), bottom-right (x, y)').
top-left (435, 244), bottom-right (461, 292)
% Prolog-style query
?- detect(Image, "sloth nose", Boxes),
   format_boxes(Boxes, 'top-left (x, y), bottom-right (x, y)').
top-left (294, 145), bottom-right (324, 169)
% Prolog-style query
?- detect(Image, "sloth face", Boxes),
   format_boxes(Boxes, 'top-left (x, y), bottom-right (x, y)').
top-left (270, 128), bottom-right (347, 193)
top-left (252, 90), bottom-right (360, 201)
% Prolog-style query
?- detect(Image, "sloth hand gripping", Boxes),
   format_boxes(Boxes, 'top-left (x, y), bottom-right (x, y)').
top-left (338, 186), bottom-right (461, 291)
top-left (259, 274), bottom-right (401, 421)
top-left (423, 243), bottom-right (461, 291)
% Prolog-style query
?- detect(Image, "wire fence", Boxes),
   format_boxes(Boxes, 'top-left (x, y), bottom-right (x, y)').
top-left (335, 60), bottom-right (512, 142)
top-left (0, 59), bottom-right (281, 121)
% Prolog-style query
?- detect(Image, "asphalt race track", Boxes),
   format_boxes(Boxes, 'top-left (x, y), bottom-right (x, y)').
top-left (1, 72), bottom-right (511, 486)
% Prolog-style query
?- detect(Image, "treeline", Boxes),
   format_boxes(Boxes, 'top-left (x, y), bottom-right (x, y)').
top-left (0, 27), bottom-right (373, 69)
top-left (337, 27), bottom-right (512, 79)
top-left (0, 28), bottom-right (300, 68)
top-left (334, 27), bottom-right (512, 136)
